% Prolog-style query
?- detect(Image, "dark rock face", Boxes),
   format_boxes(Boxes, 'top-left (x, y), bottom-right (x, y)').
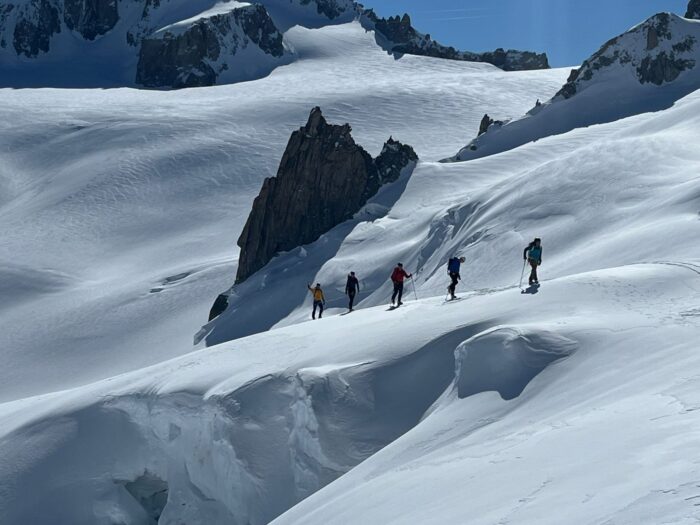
top-left (236, 4), bottom-right (285, 56)
top-left (13, 0), bottom-right (61, 57)
top-left (478, 114), bottom-right (504, 136)
top-left (300, 0), bottom-right (348, 20)
top-left (362, 10), bottom-right (549, 71)
top-left (638, 52), bottom-right (695, 84)
top-left (556, 13), bottom-right (697, 99)
top-left (137, 22), bottom-right (221, 88)
top-left (374, 137), bottom-right (419, 184)
top-left (64, 0), bottom-right (119, 40)
top-left (0, 5), bottom-right (15, 49)
top-left (209, 294), bottom-right (230, 321)
top-left (137, 5), bottom-right (284, 89)
top-left (687, 0), bottom-right (700, 19)
top-left (235, 107), bottom-right (417, 283)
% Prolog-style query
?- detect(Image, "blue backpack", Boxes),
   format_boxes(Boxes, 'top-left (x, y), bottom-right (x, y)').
top-left (448, 257), bottom-right (461, 273)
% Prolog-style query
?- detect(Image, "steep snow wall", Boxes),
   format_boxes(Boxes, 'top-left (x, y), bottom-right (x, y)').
top-left (1, 320), bottom-right (509, 524)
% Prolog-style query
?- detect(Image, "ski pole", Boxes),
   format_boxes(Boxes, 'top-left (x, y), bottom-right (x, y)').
top-left (519, 259), bottom-right (527, 290)
top-left (412, 277), bottom-right (419, 301)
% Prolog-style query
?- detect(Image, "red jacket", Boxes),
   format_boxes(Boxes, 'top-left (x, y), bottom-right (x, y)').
top-left (391, 267), bottom-right (410, 283)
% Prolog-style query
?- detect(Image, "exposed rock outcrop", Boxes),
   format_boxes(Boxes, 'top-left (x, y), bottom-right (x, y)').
top-left (361, 10), bottom-right (549, 71)
top-left (0, 0), bottom-right (293, 88)
top-left (63, 0), bottom-right (118, 40)
top-left (556, 13), bottom-right (697, 99)
top-left (687, 0), bottom-right (700, 19)
top-left (449, 11), bottom-right (700, 163)
top-left (136, 4), bottom-right (284, 89)
top-left (235, 107), bottom-right (417, 283)
top-left (209, 294), bottom-right (229, 321)
top-left (300, 0), bottom-right (352, 20)
top-left (478, 114), bottom-right (503, 136)
top-left (12, 0), bottom-right (61, 57)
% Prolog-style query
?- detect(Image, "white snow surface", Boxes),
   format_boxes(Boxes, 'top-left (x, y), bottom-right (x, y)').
top-left (0, 21), bottom-right (566, 402)
top-left (2, 14), bottom-right (700, 525)
top-left (155, 2), bottom-right (252, 35)
top-left (451, 13), bottom-right (700, 162)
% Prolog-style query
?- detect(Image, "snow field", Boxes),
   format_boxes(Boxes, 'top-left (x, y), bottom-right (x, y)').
top-left (1, 13), bottom-right (700, 525)
top-left (0, 22), bottom-right (567, 400)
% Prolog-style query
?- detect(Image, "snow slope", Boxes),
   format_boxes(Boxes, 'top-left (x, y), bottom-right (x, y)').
top-left (2, 7), bottom-right (700, 525)
top-left (2, 54), bottom-right (700, 525)
top-left (450, 13), bottom-right (700, 162)
top-left (203, 79), bottom-right (700, 345)
top-left (1, 265), bottom-right (699, 524)
top-left (0, 21), bottom-right (566, 401)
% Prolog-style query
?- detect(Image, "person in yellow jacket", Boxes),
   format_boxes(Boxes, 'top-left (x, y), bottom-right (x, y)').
top-left (308, 283), bottom-right (326, 319)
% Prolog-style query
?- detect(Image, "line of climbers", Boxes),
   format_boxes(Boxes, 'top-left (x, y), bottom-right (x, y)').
top-left (307, 238), bottom-right (543, 320)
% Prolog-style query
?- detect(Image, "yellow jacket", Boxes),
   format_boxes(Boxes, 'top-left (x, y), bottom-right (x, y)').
top-left (309, 286), bottom-right (325, 302)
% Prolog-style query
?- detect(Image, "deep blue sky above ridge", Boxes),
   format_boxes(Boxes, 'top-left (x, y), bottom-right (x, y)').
top-left (361, 0), bottom-right (689, 67)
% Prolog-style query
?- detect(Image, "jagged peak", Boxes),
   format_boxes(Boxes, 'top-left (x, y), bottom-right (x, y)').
top-left (555, 11), bottom-right (699, 99)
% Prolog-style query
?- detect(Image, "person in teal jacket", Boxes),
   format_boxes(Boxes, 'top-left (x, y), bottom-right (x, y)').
top-left (523, 238), bottom-right (543, 285)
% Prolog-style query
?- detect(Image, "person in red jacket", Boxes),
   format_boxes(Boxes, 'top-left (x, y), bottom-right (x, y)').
top-left (390, 263), bottom-right (413, 306)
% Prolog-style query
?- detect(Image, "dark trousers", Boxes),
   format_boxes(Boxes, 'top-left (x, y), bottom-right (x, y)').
top-left (391, 282), bottom-right (404, 304)
top-left (528, 259), bottom-right (539, 284)
top-left (448, 272), bottom-right (459, 297)
top-left (348, 291), bottom-right (356, 310)
top-left (312, 300), bottom-right (324, 319)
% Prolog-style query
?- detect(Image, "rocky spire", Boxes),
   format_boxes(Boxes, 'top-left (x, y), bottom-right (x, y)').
top-left (235, 108), bottom-right (417, 283)
top-left (687, 0), bottom-right (700, 19)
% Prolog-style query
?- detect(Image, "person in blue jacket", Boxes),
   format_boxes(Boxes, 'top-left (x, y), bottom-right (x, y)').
top-left (447, 256), bottom-right (466, 300)
top-left (523, 238), bottom-right (543, 285)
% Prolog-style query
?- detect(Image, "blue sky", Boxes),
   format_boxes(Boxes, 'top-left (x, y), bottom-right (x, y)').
top-left (362, 0), bottom-right (690, 67)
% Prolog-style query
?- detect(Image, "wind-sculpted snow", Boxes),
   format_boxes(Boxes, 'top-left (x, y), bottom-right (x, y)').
top-left (450, 13), bottom-right (700, 162)
top-left (273, 266), bottom-right (700, 525)
top-left (0, 303), bottom-right (494, 523)
top-left (3, 264), bottom-right (699, 524)
top-left (455, 327), bottom-right (578, 400)
top-left (0, 22), bottom-right (565, 400)
top-left (2, 9), bottom-right (700, 525)
top-left (203, 87), bottom-right (700, 346)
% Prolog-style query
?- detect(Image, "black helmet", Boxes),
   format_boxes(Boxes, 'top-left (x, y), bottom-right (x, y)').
top-left (397, 263), bottom-right (403, 267)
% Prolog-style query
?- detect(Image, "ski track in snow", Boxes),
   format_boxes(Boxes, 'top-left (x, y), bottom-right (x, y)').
top-left (1, 15), bottom-right (700, 525)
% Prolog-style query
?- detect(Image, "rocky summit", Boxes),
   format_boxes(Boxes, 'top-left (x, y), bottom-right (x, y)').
top-left (557, 13), bottom-right (699, 99)
top-left (361, 10), bottom-right (550, 71)
top-left (137, 4), bottom-right (284, 89)
top-left (687, 0), bottom-right (700, 19)
top-left (235, 107), bottom-right (417, 284)
top-left (0, 0), bottom-right (348, 88)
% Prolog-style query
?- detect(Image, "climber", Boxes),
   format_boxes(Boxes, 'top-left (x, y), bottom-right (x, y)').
top-left (523, 238), bottom-right (543, 285)
top-left (390, 263), bottom-right (413, 306)
top-left (345, 272), bottom-right (360, 312)
top-left (307, 283), bottom-right (326, 319)
top-left (447, 256), bottom-right (466, 300)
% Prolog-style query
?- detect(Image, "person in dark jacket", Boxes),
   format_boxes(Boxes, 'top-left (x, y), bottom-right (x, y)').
top-left (390, 263), bottom-right (412, 306)
top-left (345, 272), bottom-right (360, 311)
top-left (307, 283), bottom-right (326, 319)
top-left (447, 256), bottom-right (466, 300)
top-left (523, 238), bottom-right (543, 285)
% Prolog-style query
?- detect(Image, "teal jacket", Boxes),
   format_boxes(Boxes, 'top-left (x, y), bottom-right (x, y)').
top-left (524, 244), bottom-right (543, 262)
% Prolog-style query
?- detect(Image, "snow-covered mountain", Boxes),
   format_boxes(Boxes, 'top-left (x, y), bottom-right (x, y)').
top-left (360, 10), bottom-right (549, 71)
top-left (0, 0), bottom-right (549, 88)
top-left (0, 0), bottom-right (356, 87)
top-left (450, 12), bottom-right (700, 161)
top-left (1, 1), bottom-right (700, 524)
